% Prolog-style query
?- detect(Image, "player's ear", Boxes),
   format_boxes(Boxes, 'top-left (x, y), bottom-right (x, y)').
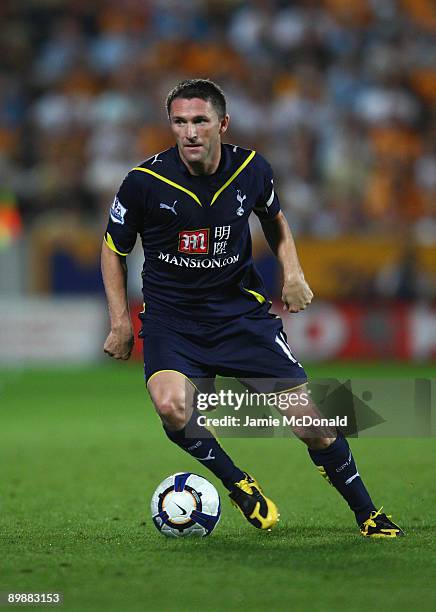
top-left (219, 114), bottom-right (230, 135)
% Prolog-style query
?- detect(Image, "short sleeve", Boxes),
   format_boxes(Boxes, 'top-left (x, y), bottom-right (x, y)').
top-left (104, 171), bottom-right (145, 256)
top-left (253, 158), bottom-right (281, 220)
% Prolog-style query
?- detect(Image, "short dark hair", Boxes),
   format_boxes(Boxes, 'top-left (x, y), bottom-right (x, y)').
top-left (166, 79), bottom-right (227, 120)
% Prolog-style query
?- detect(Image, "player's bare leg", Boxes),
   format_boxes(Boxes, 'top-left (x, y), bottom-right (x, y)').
top-left (277, 385), bottom-right (336, 449)
top-left (147, 371), bottom-right (195, 431)
top-left (148, 371), bottom-right (243, 481)
top-left (147, 371), bottom-right (278, 530)
top-left (279, 384), bottom-right (403, 536)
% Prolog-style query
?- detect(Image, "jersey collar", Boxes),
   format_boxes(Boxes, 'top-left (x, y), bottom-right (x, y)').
top-left (173, 144), bottom-right (232, 178)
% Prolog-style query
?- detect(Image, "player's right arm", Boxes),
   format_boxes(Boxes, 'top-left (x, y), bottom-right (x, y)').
top-left (101, 243), bottom-right (134, 360)
top-left (101, 171), bottom-right (146, 360)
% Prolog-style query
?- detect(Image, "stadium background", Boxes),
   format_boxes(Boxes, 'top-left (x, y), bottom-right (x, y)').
top-left (1, 2), bottom-right (435, 612)
top-left (0, 0), bottom-right (435, 363)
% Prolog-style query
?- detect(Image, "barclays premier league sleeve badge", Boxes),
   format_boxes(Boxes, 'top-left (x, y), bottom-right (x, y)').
top-left (110, 197), bottom-right (127, 225)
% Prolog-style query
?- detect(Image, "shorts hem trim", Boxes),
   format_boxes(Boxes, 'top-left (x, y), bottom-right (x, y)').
top-left (146, 369), bottom-right (199, 391)
top-left (262, 381), bottom-right (307, 395)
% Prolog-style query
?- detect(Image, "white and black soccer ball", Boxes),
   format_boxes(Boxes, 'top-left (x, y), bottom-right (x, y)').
top-left (151, 473), bottom-right (221, 538)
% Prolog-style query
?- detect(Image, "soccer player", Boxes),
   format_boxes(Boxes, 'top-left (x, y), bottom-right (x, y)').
top-left (101, 79), bottom-right (403, 537)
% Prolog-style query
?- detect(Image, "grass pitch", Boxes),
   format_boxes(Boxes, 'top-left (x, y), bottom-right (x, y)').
top-left (1, 363), bottom-right (435, 611)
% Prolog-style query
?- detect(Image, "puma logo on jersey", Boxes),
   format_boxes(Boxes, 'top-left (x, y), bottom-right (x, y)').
top-left (151, 154), bottom-right (163, 165)
top-left (197, 449), bottom-right (216, 461)
top-left (160, 200), bottom-right (178, 215)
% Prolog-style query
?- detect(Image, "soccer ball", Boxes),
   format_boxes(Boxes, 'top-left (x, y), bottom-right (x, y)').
top-left (151, 472), bottom-right (221, 537)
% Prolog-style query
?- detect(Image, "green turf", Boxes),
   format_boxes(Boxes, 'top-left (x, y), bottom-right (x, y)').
top-left (1, 364), bottom-right (435, 611)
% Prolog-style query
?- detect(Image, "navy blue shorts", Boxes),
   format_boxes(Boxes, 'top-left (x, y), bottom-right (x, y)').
top-left (140, 308), bottom-right (307, 393)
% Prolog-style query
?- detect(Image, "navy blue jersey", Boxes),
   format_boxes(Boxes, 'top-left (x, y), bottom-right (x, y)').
top-left (104, 144), bottom-right (281, 320)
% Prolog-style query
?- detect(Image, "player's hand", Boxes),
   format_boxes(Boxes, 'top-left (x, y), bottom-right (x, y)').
top-left (282, 275), bottom-right (313, 313)
top-left (103, 325), bottom-right (134, 360)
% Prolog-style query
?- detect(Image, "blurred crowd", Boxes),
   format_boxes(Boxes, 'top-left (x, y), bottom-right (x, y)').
top-left (1, 0), bottom-right (435, 242)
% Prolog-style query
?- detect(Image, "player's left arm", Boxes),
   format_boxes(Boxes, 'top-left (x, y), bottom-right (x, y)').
top-left (253, 155), bottom-right (313, 313)
top-left (260, 211), bottom-right (313, 313)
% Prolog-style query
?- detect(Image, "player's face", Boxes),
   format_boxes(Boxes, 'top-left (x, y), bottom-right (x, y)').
top-left (169, 98), bottom-right (229, 174)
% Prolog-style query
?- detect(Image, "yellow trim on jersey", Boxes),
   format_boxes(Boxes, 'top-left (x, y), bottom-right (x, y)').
top-left (146, 369), bottom-right (200, 392)
top-left (104, 232), bottom-right (129, 256)
top-left (132, 150), bottom-right (256, 207)
top-left (243, 287), bottom-right (266, 304)
top-left (210, 150), bottom-right (256, 205)
top-left (132, 167), bottom-right (202, 207)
